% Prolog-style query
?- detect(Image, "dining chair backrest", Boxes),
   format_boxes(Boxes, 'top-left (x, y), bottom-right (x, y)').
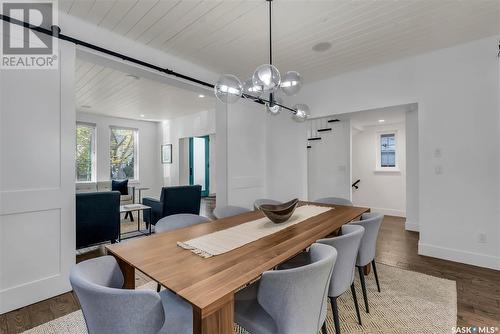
top-left (70, 256), bottom-right (165, 334)
top-left (317, 225), bottom-right (365, 298)
top-left (253, 198), bottom-right (282, 210)
top-left (350, 212), bottom-right (384, 266)
top-left (257, 243), bottom-right (337, 334)
top-left (155, 214), bottom-right (210, 234)
top-left (314, 197), bottom-right (353, 206)
top-left (213, 205), bottom-right (251, 219)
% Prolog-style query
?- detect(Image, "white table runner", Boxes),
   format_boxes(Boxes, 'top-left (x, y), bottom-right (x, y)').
top-left (177, 205), bottom-right (332, 258)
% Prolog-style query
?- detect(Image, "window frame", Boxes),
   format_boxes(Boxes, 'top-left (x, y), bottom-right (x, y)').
top-left (75, 122), bottom-right (97, 183)
top-left (109, 125), bottom-right (139, 182)
top-left (375, 130), bottom-right (400, 172)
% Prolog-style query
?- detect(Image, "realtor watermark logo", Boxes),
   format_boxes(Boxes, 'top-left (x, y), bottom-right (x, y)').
top-left (1, 0), bottom-right (58, 69)
top-left (452, 326), bottom-right (499, 334)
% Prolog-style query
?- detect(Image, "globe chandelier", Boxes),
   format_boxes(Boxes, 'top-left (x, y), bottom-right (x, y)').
top-left (214, 0), bottom-right (310, 122)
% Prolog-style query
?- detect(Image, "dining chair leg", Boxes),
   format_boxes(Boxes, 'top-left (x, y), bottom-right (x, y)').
top-left (371, 259), bottom-right (381, 292)
top-left (321, 321), bottom-right (328, 334)
top-left (156, 283), bottom-right (161, 292)
top-left (357, 266), bottom-right (369, 313)
top-left (329, 297), bottom-right (341, 334)
top-left (350, 283), bottom-right (362, 326)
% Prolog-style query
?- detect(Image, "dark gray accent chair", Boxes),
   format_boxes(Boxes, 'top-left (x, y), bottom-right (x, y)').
top-left (350, 212), bottom-right (384, 313)
top-left (70, 256), bottom-right (192, 334)
top-left (76, 191), bottom-right (120, 249)
top-left (142, 185), bottom-right (202, 227)
top-left (235, 243), bottom-right (337, 334)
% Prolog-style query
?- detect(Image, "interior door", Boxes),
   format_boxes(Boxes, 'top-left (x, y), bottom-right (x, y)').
top-left (0, 42), bottom-right (76, 313)
top-left (189, 136), bottom-right (210, 197)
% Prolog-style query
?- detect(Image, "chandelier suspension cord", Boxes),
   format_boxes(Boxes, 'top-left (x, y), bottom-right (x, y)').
top-left (267, 0), bottom-right (275, 106)
top-left (269, 0), bottom-right (273, 65)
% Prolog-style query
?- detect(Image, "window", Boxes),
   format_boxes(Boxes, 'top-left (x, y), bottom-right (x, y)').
top-left (380, 133), bottom-right (396, 167)
top-left (376, 131), bottom-right (399, 171)
top-left (110, 127), bottom-right (138, 180)
top-left (76, 123), bottom-right (96, 182)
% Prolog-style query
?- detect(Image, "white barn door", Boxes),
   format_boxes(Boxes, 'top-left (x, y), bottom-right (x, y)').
top-left (0, 41), bottom-right (76, 313)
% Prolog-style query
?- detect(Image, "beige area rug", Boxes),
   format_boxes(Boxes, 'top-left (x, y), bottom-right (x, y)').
top-left (23, 263), bottom-right (456, 334)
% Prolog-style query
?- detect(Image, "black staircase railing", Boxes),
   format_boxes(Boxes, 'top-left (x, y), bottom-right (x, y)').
top-left (352, 179), bottom-right (360, 189)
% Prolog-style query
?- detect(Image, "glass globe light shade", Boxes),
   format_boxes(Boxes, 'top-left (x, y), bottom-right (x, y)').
top-left (214, 74), bottom-right (243, 104)
top-left (242, 78), bottom-right (263, 98)
top-left (280, 71), bottom-right (302, 96)
top-left (253, 64), bottom-right (281, 92)
top-left (266, 95), bottom-right (283, 116)
top-left (292, 103), bottom-right (310, 122)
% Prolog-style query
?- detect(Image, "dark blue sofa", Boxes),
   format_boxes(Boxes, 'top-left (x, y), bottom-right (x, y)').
top-left (143, 185), bottom-right (201, 226)
top-left (76, 191), bottom-right (121, 249)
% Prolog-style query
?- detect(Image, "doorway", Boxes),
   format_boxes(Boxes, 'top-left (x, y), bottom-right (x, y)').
top-left (189, 136), bottom-right (210, 197)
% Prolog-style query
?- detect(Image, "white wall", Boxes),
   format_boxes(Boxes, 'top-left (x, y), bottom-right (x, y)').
top-left (0, 40), bottom-right (76, 313)
top-left (307, 119), bottom-right (351, 202)
top-left (352, 122), bottom-right (406, 217)
top-left (76, 112), bottom-right (162, 199)
top-left (265, 112), bottom-right (308, 202)
top-left (161, 110), bottom-right (216, 193)
top-left (293, 36), bottom-right (500, 270)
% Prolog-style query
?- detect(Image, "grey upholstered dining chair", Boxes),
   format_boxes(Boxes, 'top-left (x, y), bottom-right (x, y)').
top-left (314, 197), bottom-right (353, 206)
top-left (279, 225), bottom-right (365, 334)
top-left (70, 256), bottom-right (192, 334)
top-left (235, 243), bottom-right (337, 334)
top-left (253, 198), bottom-right (282, 210)
top-left (155, 213), bottom-right (210, 234)
top-left (349, 212), bottom-right (384, 313)
top-left (318, 225), bottom-right (365, 333)
top-left (213, 205), bottom-right (251, 219)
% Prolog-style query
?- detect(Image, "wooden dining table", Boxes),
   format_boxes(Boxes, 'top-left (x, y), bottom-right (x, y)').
top-left (105, 201), bottom-right (369, 334)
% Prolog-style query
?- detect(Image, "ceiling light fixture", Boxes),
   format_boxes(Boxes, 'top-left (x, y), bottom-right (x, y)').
top-left (198, 94), bottom-right (205, 98)
top-left (378, 119), bottom-right (385, 123)
top-left (140, 114), bottom-right (145, 118)
top-left (312, 42), bottom-right (332, 52)
top-left (214, 0), bottom-right (309, 122)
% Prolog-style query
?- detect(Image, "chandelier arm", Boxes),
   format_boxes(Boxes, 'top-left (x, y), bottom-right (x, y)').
top-left (242, 93), bottom-right (297, 114)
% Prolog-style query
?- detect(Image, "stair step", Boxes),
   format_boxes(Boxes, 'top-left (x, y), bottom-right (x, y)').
top-left (327, 119), bottom-right (340, 123)
top-left (308, 137), bottom-right (322, 141)
top-left (317, 128), bottom-right (332, 132)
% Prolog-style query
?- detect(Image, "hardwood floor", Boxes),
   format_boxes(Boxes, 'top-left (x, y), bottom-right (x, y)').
top-left (1, 207), bottom-right (499, 333)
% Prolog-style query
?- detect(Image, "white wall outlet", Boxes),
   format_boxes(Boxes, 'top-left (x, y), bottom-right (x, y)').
top-left (435, 165), bottom-right (443, 175)
top-left (478, 233), bottom-right (487, 244)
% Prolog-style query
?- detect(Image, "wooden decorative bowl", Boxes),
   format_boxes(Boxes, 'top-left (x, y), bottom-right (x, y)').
top-left (260, 198), bottom-right (299, 224)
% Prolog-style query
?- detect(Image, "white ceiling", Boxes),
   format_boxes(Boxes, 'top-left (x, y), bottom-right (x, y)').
top-left (75, 58), bottom-right (215, 121)
top-left (62, 0), bottom-right (500, 82)
top-left (341, 104), bottom-right (411, 130)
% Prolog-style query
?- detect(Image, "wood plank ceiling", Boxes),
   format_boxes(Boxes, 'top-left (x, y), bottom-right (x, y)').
top-left (75, 58), bottom-right (215, 121)
top-left (63, 0), bottom-right (500, 82)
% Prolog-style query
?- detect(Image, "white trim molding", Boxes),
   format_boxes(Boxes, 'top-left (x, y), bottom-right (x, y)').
top-left (418, 242), bottom-right (500, 271)
top-left (404, 220), bottom-right (419, 232)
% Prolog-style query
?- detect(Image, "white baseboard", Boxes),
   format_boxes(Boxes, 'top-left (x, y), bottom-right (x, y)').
top-left (418, 242), bottom-right (500, 270)
top-left (359, 206), bottom-right (406, 217)
top-left (404, 220), bottom-right (419, 232)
